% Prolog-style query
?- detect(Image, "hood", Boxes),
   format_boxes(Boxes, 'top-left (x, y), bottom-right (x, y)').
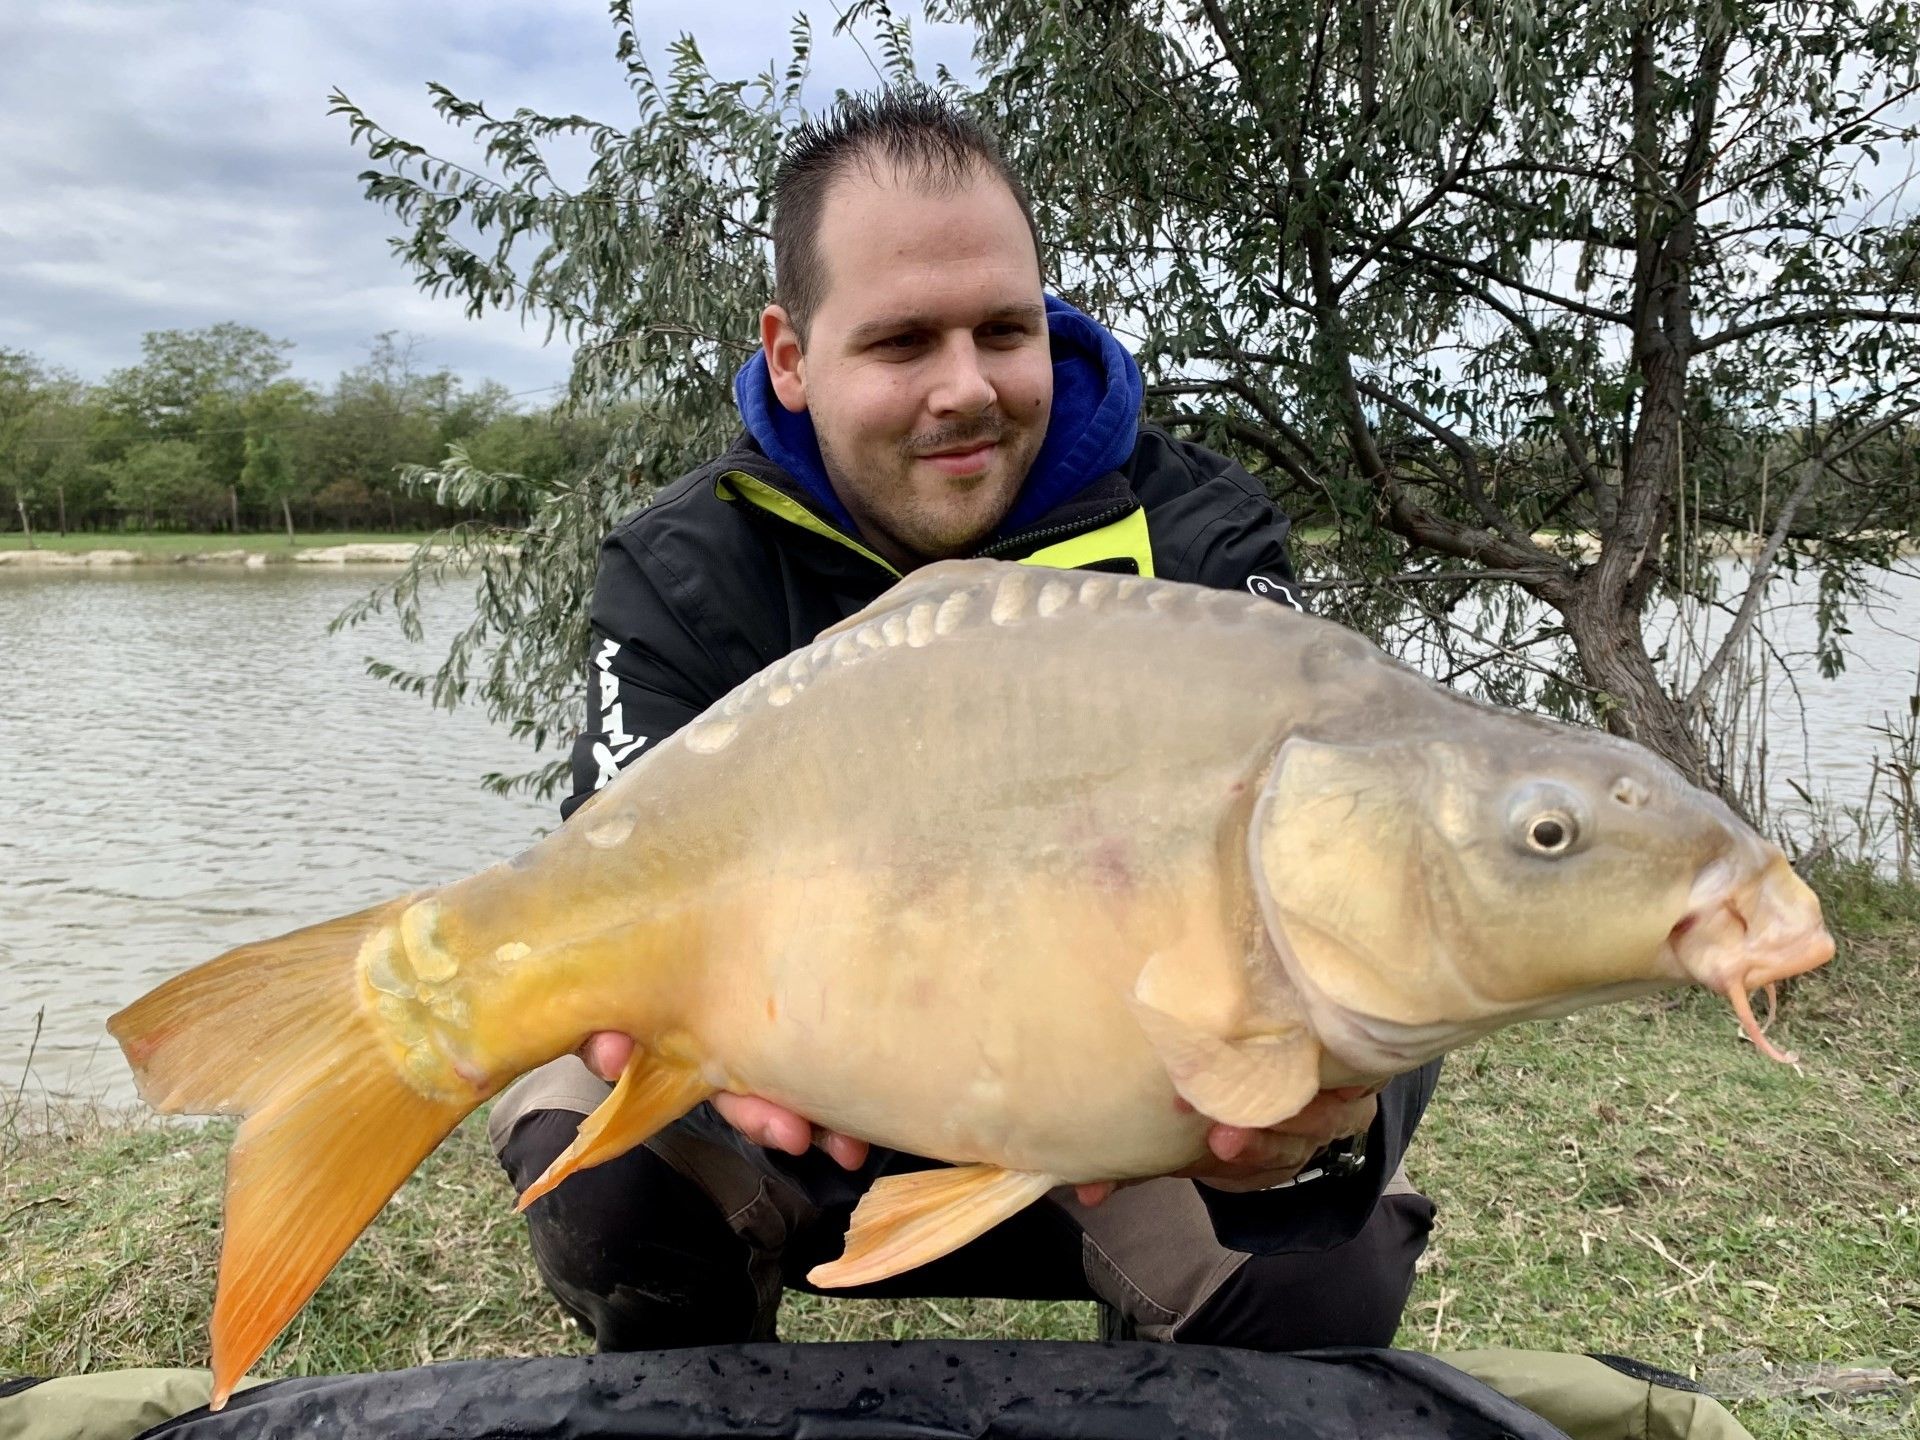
top-left (731, 294), bottom-right (1144, 541)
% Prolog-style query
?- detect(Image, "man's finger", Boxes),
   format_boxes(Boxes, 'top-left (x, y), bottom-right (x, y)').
top-left (763, 1111), bottom-right (812, 1155)
top-left (1197, 1124), bottom-right (1321, 1175)
top-left (1271, 1092), bottom-right (1377, 1150)
top-left (713, 1093), bottom-right (805, 1154)
top-left (710, 1092), bottom-right (870, 1166)
top-left (1209, 1126), bottom-right (1253, 1163)
top-left (758, 1114), bottom-right (810, 1155)
top-left (1207, 1125), bottom-right (1320, 1167)
top-left (576, 1031), bottom-right (635, 1083)
top-left (818, 1129), bottom-right (870, 1170)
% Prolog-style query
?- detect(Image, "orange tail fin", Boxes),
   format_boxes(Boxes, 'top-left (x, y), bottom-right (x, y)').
top-left (108, 895), bottom-right (478, 1409)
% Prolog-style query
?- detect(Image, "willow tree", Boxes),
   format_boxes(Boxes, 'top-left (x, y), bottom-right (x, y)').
top-left (332, 0), bottom-right (1919, 802)
top-left (957, 0), bottom-right (1920, 793)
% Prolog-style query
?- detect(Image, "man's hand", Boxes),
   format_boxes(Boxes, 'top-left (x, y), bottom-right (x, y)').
top-left (1071, 1085), bottom-right (1381, 1208)
top-left (577, 1031), bottom-right (870, 1171)
top-left (578, 1034), bottom-right (1371, 1196)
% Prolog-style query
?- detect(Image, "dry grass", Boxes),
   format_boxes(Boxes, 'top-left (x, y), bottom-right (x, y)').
top-left (3, 863), bottom-right (1914, 1438)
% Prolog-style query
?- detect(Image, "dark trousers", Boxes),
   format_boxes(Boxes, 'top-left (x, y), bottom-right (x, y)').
top-left (498, 1108), bottom-right (1434, 1353)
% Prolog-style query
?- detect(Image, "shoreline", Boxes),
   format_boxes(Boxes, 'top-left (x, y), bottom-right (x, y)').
top-left (0, 541), bottom-right (432, 569)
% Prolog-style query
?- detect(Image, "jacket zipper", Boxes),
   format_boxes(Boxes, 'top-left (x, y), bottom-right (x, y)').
top-left (971, 502), bottom-right (1136, 560)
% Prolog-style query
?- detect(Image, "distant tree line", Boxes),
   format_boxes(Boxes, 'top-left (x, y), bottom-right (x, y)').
top-left (0, 323), bottom-right (608, 540)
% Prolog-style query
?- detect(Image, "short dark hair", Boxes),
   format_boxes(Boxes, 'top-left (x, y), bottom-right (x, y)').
top-left (770, 88), bottom-right (1042, 342)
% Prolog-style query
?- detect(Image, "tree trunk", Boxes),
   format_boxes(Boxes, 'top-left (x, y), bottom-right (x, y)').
top-left (1563, 582), bottom-right (1714, 790)
top-left (16, 496), bottom-right (34, 548)
top-left (57, 484), bottom-right (66, 536)
top-left (231, 486), bottom-right (240, 535)
top-left (281, 496), bottom-right (296, 546)
top-left (1556, 14), bottom-right (1732, 803)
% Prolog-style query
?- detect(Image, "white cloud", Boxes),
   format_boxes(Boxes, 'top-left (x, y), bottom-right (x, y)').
top-left (0, 0), bottom-right (978, 397)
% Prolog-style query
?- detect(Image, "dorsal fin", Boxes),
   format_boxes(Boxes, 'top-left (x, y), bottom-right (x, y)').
top-left (812, 559), bottom-right (1012, 643)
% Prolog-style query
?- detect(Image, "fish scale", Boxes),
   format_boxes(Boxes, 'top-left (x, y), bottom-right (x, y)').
top-left (683, 566), bottom-right (1164, 747)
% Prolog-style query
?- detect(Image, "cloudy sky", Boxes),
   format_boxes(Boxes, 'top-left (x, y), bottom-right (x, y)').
top-left (0, 1), bottom-right (975, 400)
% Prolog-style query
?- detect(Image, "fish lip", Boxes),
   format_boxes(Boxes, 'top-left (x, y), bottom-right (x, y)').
top-left (1666, 851), bottom-right (1835, 1062)
top-left (1667, 855), bottom-right (1833, 991)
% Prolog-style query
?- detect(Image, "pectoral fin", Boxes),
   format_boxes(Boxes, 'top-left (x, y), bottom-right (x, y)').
top-left (514, 1053), bottom-right (713, 1211)
top-left (806, 1165), bottom-right (1059, 1288)
top-left (1127, 997), bottom-right (1319, 1129)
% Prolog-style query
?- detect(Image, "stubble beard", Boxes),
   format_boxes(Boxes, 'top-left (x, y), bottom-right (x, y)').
top-left (818, 419), bottom-right (1042, 563)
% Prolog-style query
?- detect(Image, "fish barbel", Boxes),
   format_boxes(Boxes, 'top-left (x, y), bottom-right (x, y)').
top-left (108, 559), bottom-right (1834, 1406)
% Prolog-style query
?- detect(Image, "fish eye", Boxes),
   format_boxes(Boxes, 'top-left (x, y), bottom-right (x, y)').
top-left (1506, 782), bottom-right (1588, 859)
top-left (1527, 813), bottom-right (1576, 855)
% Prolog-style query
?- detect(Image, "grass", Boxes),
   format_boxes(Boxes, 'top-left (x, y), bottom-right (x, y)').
top-left (3, 864), bottom-right (1914, 1438)
top-left (1403, 860), bottom-right (1920, 1438)
top-left (0, 531), bottom-right (436, 556)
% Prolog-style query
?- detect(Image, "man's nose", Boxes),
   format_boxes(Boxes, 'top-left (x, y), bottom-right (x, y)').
top-left (925, 335), bottom-right (997, 415)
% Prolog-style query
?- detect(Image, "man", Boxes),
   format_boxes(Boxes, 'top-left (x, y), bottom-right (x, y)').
top-left (491, 89), bottom-right (1439, 1354)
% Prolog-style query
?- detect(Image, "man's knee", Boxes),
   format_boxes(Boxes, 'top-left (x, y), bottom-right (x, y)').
top-left (498, 1108), bottom-right (765, 1349)
top-left (1174, 1191), bottom-right (1436, 1350)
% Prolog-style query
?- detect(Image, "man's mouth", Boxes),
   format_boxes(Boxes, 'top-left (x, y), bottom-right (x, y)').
top-left (916, 441), bottom-right (999, 477)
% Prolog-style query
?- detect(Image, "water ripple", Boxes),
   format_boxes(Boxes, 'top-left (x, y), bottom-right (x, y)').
top-left (0, 568), bottom-right (550, 1102)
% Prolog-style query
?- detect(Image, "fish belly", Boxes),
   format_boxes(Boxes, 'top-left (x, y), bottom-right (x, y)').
top-left (668, 836), bottom-right (1260, 1181)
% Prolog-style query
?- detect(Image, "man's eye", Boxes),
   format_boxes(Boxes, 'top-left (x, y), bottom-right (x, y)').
top-left (877, 333), bottom-right (923, 351)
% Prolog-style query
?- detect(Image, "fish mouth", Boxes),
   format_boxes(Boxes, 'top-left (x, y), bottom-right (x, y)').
top-left (1666, 851), bottom-right (1835, 1064)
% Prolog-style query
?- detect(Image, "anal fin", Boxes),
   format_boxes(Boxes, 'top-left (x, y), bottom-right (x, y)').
top-left (806, 1165), bottom-right (1058, 1288)
top-left (514, 1053), bottom-right (712, 1211)
top-left (1127, 997), bottom-right (1319, 1129)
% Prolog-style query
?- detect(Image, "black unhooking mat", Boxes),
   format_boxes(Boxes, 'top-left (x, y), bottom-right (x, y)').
top-left (139, 1340), bottom-right (1571, 1438)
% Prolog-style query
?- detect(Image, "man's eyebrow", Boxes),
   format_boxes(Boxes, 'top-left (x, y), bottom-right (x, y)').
top-left (844, 303), bottom-right (1047, 345)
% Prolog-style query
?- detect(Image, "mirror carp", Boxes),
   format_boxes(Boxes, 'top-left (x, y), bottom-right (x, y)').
top-left (109, 560), bottom-right (1834, 1406)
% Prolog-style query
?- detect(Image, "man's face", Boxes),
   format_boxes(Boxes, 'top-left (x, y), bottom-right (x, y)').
top-left (762, 160), bottom-right (1052, 570)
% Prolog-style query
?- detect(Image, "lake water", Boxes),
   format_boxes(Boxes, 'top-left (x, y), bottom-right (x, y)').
top-left (1, 567), bottom-right (551, 1107)
top-left (2, 561), bottom-right (1915, 1105)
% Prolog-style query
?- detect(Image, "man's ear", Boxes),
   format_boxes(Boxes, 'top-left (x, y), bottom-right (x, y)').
top-left (760, 305), bottom-right (808, 415)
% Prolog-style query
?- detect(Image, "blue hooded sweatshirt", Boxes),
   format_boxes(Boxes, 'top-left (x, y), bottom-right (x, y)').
top-left (731, 294), bottom-right (1144, 543)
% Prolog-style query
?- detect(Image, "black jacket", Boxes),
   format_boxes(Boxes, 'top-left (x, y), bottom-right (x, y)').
top-left (564, 424), bottom-right (1438, 1255)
